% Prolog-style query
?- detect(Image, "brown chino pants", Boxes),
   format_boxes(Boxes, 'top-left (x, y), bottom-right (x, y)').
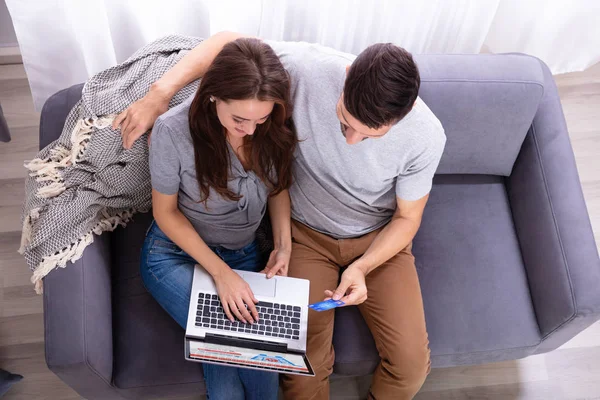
top-left (280, 221), bottom-right (431, 400)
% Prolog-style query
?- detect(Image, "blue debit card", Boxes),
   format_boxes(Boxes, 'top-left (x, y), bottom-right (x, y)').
top-left (308, 299), bottom-right (345, 312)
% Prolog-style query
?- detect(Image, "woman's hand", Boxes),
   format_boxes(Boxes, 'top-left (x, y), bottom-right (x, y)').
top-left (112, 84), bottom-right (171, 149)
top-left (213, 267), bottom-right (259, 324)
top-left (261, 247), bottom-right (291, 278)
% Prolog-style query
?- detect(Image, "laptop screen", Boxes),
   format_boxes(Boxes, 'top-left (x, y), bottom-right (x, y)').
top-left (186, 339), bottom-right (314, 376)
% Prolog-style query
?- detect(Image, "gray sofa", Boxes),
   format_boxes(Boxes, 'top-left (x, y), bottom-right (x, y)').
top-left (0, 104), bottom-right (11, 142)
top-left (41, 53), bottom-right (600, 399)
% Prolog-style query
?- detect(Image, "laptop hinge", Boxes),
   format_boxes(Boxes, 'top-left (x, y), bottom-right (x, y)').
top-left (204, 333), bottom-right (288, 353)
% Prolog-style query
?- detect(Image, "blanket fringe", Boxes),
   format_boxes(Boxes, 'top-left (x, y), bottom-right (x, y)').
top-left (25, 145), bottom-right (71, 182)
top-left (36, 182), bottom-right (67, 198)
top-left (24, 115), bottom-right (116, 199)
top-left (30, 206), bottom-right (140, 294)
top-left (18, 207), bottom-right (41, 255)
top-left (71, 115), bottom-right (117, 164)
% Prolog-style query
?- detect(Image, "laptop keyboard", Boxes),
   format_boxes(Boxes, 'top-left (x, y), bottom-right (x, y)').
top-left (195, 293), bottom-right (302, 340)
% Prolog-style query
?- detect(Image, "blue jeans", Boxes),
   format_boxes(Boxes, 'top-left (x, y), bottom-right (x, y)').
top-left (140, 221), bottom-right (278, 400)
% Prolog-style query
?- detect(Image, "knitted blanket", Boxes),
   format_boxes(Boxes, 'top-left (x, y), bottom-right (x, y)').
top-left (19, 35), bottom-right (203, 293)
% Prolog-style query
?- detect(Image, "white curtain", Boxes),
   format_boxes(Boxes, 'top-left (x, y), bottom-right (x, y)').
top-left (6, 0), bottom-right (600, 111)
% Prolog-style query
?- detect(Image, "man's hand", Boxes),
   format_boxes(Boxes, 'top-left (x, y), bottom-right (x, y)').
top-left (112, 85), bottom-right (171, 149)
top-left (261, 248), bottom-right (291, 278)
top-left (324, 265), bottom-right (368, 306)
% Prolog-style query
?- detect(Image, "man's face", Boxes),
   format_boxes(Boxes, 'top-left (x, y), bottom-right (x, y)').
top-left (335, 95), bottom-right (394, 145)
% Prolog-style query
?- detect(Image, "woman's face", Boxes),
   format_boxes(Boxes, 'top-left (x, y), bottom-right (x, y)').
top-left (214, 98), bottom-right (275, 139)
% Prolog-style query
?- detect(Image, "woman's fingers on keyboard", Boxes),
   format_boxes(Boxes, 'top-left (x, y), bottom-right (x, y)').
top-left (230, 299), bottom-right (246, 322)
top-left (241, 296), bottom-right (256, 323)
top-left (222, 301), bottom-right (235, 322)
top-left (245, 295), bottom-right (259, 322)
top-left (234, 298), bottom-right (250, 323)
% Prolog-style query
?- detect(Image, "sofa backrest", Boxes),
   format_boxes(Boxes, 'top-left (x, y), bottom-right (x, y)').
top-left (414, 53), bottom-right (545, 176)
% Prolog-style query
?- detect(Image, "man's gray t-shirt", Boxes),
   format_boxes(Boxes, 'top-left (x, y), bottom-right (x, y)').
top-left (149, 95), bottom-right (269, 249)
top-left (267, 40), bottom-right (446, 238)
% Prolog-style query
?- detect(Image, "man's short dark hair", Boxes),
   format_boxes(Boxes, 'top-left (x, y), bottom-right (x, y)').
top-left (344, 43), bottom-right (420, 129)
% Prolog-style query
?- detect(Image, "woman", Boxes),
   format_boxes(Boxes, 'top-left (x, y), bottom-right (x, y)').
top-left (139, 38), bottom-right (296, 400)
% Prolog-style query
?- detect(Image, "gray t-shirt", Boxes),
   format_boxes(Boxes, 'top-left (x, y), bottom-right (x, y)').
top-left (267, 40), bottom-right (446, 238)
top-left (149, 95), bottom-right (269, 249)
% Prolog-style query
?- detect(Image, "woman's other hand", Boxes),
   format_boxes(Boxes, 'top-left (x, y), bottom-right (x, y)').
top-left (261, 247), bottom-right (291, 278)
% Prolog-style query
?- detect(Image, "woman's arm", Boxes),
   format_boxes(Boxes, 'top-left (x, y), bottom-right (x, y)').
top-left (153, 190), bottom-right (228, 277)
top-left (114, 31), bottom-right (249, 148)
top-left (152, 189), bottom-right (259, 323)
top-left (262, 189), bottom-right (292, 278)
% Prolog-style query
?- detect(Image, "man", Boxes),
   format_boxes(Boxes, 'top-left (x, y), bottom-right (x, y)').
top-left (115, 31), bottom-right (446, 400)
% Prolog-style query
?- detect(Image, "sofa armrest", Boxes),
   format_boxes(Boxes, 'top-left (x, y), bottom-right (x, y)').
top-left (43, 232), bottom-right (121, 399)
top-left (507, 58), bottom-right (600, 353)
top-left (39, 83), bottom-right (85, 148)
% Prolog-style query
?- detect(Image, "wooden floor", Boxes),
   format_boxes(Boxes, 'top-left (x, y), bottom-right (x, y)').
top-left (1, 61), bottom-right (599, 400)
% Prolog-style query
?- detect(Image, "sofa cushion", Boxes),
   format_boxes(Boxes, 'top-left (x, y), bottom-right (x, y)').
top-left (416, 174), bottom-right (541, 365)
top-left (112, 289), bottom-right (205, 392)
top-left (415, 54), bottom-right (544, 176)
top-left (332, 174), bottom-right (541, 373)
top-left (332, 307), bottom-right (379, 375)
top-left (111, 211), bottom-right (153, 297)
top-left (111, 214), bottom-right (205, 392)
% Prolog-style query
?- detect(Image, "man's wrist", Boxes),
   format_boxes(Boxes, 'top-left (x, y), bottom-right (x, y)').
top-left (349, 259), bottom-right (370, 275)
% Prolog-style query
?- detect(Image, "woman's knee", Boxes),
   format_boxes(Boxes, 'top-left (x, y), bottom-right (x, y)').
top-left (140, 256), bottom-right (194, 329)
top-left (204, 365), bottom-right (245, 400)
top-left (239, 369), bottom-right (279, 400)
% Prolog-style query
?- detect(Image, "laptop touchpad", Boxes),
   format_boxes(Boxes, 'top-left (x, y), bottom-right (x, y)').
top-left (243, 273), bottom-right (276, 298)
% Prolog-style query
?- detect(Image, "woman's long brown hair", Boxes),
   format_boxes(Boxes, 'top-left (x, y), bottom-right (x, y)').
top-left (188, 38), bottom-right (297, 204)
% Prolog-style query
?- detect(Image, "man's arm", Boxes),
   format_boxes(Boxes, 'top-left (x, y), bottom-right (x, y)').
top-left (113, 31), bottom-right (249, 148)
top-left (151, 31), bottom-right (249, 101)
top-left (326, 195), bottom-right (429, 305)
top-left (353, 195), bottom-right (427, 274)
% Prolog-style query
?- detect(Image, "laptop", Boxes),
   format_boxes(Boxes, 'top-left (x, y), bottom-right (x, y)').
top-left (184, 265), bottom-right (315, 376)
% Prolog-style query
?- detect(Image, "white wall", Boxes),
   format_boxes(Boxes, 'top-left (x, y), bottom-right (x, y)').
top-left (0, 0), bottom-right (18, 47)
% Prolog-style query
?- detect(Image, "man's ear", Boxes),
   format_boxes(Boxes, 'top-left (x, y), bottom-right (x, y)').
top-left (346, 65), bottom-right (350, 75)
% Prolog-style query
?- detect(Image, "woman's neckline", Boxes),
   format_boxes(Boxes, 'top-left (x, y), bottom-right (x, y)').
top-left (226, 136), bottom-right (252, 173)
